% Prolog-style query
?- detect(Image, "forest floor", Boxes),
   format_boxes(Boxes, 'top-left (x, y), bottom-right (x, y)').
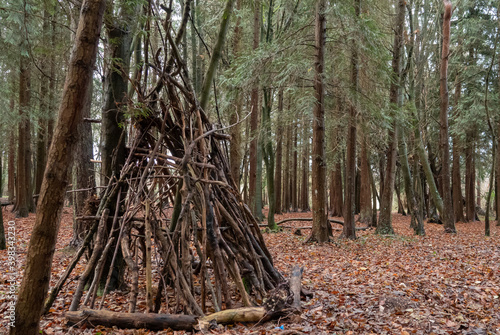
top-left (0, 207), bottom-right (499, 335)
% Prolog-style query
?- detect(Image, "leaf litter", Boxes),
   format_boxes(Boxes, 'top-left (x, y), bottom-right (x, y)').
top-left (0, 207), bottom-right (499, 334)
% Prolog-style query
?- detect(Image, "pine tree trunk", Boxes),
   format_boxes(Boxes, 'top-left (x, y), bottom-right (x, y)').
top-left (229, 0), bottom-right (242, 190)
top-left (359, 131), bottom-right (372, 226)
top-left (377, 0), bottom-right (405, 235)
top-left (496, 117), bottom-right (500, 224)
top-left (301, 117), bottom-right (309, 211)
top-left (309, 0), bottom-right (329, 243)
top-left (465, 132), bottom-right (476, 222)
top-left (452, 76), bottom-right (465, 222)
top-left (34, 9), bottom-right (51, 199)
top-left (72, 82), bottom-right (95, 246)
top-left (439, 0), bottom-right (456, 233)
top-left (11, 0), bottom-right (106, 332)
top-left (248, 0), bottom-right (260, 217)
top-left (283, 121), bottom-right (291, 212)
top-left (15, 55), bottom-right (35, 217)
top-left (0, 153), bottom-right (5, 250)
top-left (292, 123), bottom-right (298, 212)
top-left (8, 117), bottom-right (15, 203)
top-left (274, 89), bottom-right (283, 214)
top-left (329, 97), bottom-right (343, 217)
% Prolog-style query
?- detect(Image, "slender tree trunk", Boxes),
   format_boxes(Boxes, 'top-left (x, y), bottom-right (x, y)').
top-left (301, 117), bottom-right (309, 212)
top-left (0, 153), bottom-right (5, 250)
top-left (292, 123), bottom-right (298, 212)
top-left (476, 179), bottom-right (481, 208)
top-left (199, 0), bottom-right (235, 111)
top-left (100, 0), bottom-right (137, 291)
top-left (452, 77), bottom-right (465, 222)
top-left (359, 130), bottom-right (372, 226)
top-left (262, 92), bottom-right (276, 229)
top-left (229, 0), bottom-right (242, 190)
top-left (8, 117), bottom-right (16, 202)
top-left (283, 120), bottom-right (291, 212)
top-left (34, 9), bottom-right (51, 199)
top-left (15, 55), bottom-right (35, 217)
top-left (72, 82), bottom-right (95, 246)
top-left (329, 96), bottom-right (343, 217)
top-left (496, 117), bottom-right (500, 225)
top-left (309, 0), bottom-right (329, 243)
top-left (439, 0), bottom-right (456, 233)
top-left (377, 0), bottom-right (405, 235)
top-left (248, 0), bottom-right (260, 217)
top-left (465, 132), bottom-right (476, 222)
top-left (274, 89), bottom-right (283, 214)
top-left (395, 168), bottom-right (406, 215)
top-left (11, 0), bottom-right (106, 332)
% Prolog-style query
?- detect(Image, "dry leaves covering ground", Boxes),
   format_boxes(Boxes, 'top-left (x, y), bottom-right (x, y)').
top-left (0, 207), bottom-right (499, 335)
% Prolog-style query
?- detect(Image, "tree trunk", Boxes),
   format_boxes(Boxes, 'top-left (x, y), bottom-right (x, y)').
top-left (439, 0), bottom-right (456, 233)
top-left (292, 122), bottom-right (298, 212)
top-left (248, 0), bottom-right (260, 217)
top-left (11, 0), bottom-right (106, 332)
top-left (229, 0), bottom-right (242, 191)
top-left (72, 81), bottom-right (95, 246)
top-left (8, 121), bottom-right (15, 203)
top-left (301, 117), bottom-right (310, 212)
top-left (452, 74), bottom-right (465, 223)
top-left (262, 91), bottom-right (276, 229)
top-left (15, 55), bottom-right (35, 217)
top-left (274, 89), bottom-right (283, 214)
top-left (283, 120), bottom-right (291, 212)
top-left (465, 132), bottom-right (476, 222)
top-left (359, 130), bottom-right (372, 226)
top-left (199, 0), bottom-right (235, 111)
top-left (34, 9), bottom-right (51, 199)
top-left (0, 153), bottom-right (5, 250)
top-left (377, 0), bottom-right (405, 235)
top-left (309, 0), bottom-right (329, 243)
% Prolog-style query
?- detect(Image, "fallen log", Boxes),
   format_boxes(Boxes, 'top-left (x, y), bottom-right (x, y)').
top-left (66, 309), bottom-right (197, 331)
top-left (66, 307), bottom-right (275, 331)
top-left (199, 307), bottom-right (268, 324)
top-left (262, 223), bottom-right (369, 231)
top-left (274, 217), bottom-right (345, 226)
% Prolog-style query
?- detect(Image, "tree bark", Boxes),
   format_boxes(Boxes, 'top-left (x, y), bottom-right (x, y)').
top-left (34, 9), bottom-right (51, 199)
top-left (72, 82), bottom-right (95, 246)
top-left (274, 89), bottom-right (284, 214)
top-left (439, 0), bottom-right (456, 233)
top-left (8, 119), bottom-right (15, 203)
top-left (199, 0), bottom-right (235, 111)
top-left (283, 119), bottom-right (291, 212)
top-left (66, 310), bottom-right (196, 331)
top-left (465, 132), bottom-right (476, 222)
top-left (497, 117), bottom-right (500, 224)
top-left (248, 0), bottom-right (261, 217)
top-left (359, 130), bottom-right (372, 226)
top-left (301, 117), bottom-right (310, 212)
top-left (377, 0), bottom-right (405, 235)
top-left (14, 55), bottom-right (35, 217)
top-left (11, 0), bottom-right (106, 332)
top-left (0, 154), bottom-right (5, 250)
top-left (229, 0), bottom-right (243, 190)
top-left (292, 122), bottom-right (298, 212)
top-left (309, 0), bottom-right (329, 243)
